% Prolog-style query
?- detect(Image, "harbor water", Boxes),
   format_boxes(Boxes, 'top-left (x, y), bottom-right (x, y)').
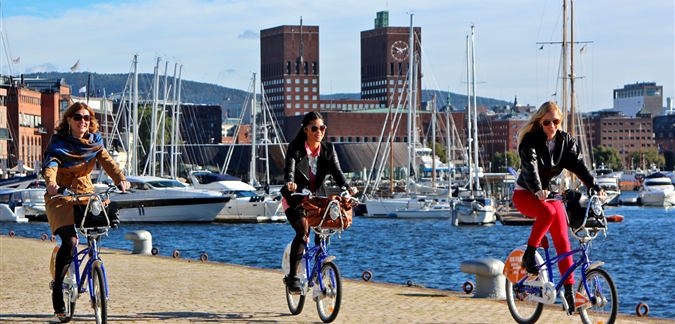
top-left (2, 191), bottom-right (673, 319)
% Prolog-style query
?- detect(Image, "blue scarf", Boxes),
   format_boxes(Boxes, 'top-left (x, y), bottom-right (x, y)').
top-left (43, 132), bottom-right (104, 169)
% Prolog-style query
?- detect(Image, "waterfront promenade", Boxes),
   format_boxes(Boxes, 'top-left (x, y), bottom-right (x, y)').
top-left (1, 235), bottom-right (672, 323)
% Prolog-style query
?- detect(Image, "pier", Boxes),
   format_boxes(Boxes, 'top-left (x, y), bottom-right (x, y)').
top-left (1, 235), bottom-right (672, 323)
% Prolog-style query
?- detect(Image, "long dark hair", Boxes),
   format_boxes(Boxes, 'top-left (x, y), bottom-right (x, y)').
top-left (290, 111), bottom-right (324, 147)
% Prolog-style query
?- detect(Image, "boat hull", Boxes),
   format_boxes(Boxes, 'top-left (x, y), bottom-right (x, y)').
top-left (453, 199), bottom-right (497, 225)
top-left (219, 198), bottom-right (282, 217)
top-left (112, 196), bottom-right (230, 222)
top-left (637, 191), bottom-right (675, 207)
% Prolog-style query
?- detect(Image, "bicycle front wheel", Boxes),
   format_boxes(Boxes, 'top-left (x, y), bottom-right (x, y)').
top-left (91, 263), bottom-right (107, 324)
top-left (505, 277), bottom-right (544, 324)
top-left (578, 268), bottom-right (618, 324)
top-left (316, 262), bottom-right (341, 323)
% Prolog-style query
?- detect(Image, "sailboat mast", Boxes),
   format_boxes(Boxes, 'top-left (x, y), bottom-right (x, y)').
top-left (261, 82), bottom-right (270, 186)
top-left (174, 65), bottom-right (183, 179)
top-left (431, 96), bottom-right (436, 186)
top-left (465, 35), bottom-right (473, 190)
top-left (249, 73), bottom-right (258, 186)
top-left (160, 61), bottom-right (169, 177)
top-left (570, 0), bottom-right (576, 138)
top-left (132, 54), bottom-right (139, 176)
top-left (471, 25), bottom-right (480, 191)
top-left (148, 57), bottom-right (160, 176)
top-left (170, 63), bottom-right (178, 178)
top-left (406, 14), bottom-right (414, 194)
top-left (562, 0), bottom-right (569, 132)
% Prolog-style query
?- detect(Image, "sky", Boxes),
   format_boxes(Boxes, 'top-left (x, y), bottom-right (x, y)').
top-left (0, 0), bottom-right (673, 111)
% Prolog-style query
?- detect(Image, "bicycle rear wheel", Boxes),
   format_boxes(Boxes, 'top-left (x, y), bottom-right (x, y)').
top-left (91, 263), bottom-right (107, 324)
top-left (316, 262), bottom-right (341, 323)
top-left (578, 268), bottom-right (617, 324)
top-left (505, 277), bottom-right (544, 324)
top-left (55, 281), bottom-right (76, 323)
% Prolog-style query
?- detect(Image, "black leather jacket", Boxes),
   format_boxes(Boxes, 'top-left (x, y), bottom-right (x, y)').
top-left (281, 141), bottom-right (348, 209)
top-left (516, 128), bottom-right (600, 193)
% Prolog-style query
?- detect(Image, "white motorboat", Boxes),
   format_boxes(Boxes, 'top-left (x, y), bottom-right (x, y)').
top-left (452, 192), bottom-right (497, 225)
top-left (0, 204), bottom-right (28, 223)
top-left (0, 188), bottom-right (47, 221)
top-left (188, 171), bottom-right (282, 217)
top-left (394, 198), bottom-right (452, 219)
top-left (108, 176), bottom-right (231, 222)
top-left (364, 196), bottom-right (439, 217)
top-left (637, 172), bottom-right (675, 207)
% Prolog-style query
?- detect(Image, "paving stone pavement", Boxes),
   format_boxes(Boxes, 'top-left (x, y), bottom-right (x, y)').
top-left (1, 235), bottom-right (672, 324)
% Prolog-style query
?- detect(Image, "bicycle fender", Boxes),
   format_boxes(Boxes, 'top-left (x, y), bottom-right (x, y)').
top-left (587, 261), bottom-right (605, 271)
top-left (504, 245), bottom-right (547, 284)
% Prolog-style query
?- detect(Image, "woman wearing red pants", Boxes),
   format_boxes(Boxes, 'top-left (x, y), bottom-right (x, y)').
top-left (513, 101), bottom-right (604, 312)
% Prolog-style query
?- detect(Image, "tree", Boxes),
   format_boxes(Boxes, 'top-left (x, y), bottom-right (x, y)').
top-left (592, 146), bottom-right (623, 171)
top-left (629, 147), bottom-right (665, 170)
top-left (427, 141), bottom-right (447, 164)
top-left (492, 151), bottom-right (520, 172)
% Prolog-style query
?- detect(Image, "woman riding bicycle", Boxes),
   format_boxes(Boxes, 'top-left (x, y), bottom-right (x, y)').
top-left (281, 111), bottom-right (353, 292)
top-left (513, 101), bottom-right (604, 312)
top-left (43, 102), bottom-right (130, 315)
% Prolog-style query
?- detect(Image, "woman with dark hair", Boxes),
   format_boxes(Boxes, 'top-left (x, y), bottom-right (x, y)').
top-left (43, 102), bottom-right (130, 315)
top-left (281, 111), bottom-right (354, 292)
top-left (514, 101), bottom-right (604, 313)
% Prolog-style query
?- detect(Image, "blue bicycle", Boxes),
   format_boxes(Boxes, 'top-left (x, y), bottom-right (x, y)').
top-left (504, 191), bottom-right (618, 324)
top-left (50, 185), bottom-right (120, 324)
top-left (282, 188), bottom-right (357, 323)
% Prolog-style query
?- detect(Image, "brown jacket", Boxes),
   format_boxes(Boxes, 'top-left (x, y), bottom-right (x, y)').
top-left (44, 148), bottom-right (125, 233)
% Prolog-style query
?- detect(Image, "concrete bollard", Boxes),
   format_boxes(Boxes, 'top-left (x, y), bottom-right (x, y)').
top-left (125, 230), bottom-right (152, 255)
top-left (460, 258), bottom-right (506, 299)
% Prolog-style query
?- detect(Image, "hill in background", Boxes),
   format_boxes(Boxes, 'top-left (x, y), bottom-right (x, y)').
top-left (24, 72), bottom-right (513, 109)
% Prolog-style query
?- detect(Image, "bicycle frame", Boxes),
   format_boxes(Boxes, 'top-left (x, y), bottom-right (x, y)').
top-left (68, 233), bottom-right (109, 302)
top-left (513, 216), bottom-right (608, 310)
top-left (298, 232), bottom-right (335, 295)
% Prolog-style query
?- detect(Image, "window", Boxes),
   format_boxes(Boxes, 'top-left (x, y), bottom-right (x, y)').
top-left (295, 79), bottom-right (300, 84)
top-left (304, 87), bottom-right (308, 92)
top-left (312, 87), bottom-right (317, 92)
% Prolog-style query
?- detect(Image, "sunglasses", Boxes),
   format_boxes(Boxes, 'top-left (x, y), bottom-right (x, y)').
top-left (306, 125), bottom-right (327, 133)
top-left (72, 113), bottom-right (91, 122)
top-left (541, 119), bottom-right (561, 126)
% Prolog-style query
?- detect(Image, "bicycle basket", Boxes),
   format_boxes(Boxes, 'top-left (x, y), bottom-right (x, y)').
top-left (73, 198), bottom-right (119, 229)
top-left (301, 195), bottom-right (356, 230)
top-left (564, 189), bottom-right (605, 230)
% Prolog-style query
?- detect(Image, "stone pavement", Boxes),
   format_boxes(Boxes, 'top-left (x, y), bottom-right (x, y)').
top-left (1, 235), bottom-right (672, 323)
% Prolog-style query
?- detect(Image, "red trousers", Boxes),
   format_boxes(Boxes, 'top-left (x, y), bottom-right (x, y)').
top-left (512, 189), bottom-right (574, 285)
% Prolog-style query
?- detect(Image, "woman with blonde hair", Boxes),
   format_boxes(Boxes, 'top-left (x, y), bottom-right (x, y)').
top-left (513, 101), bottom-right (604, 313)
top-left (43, 102), bottom-right (130, 315)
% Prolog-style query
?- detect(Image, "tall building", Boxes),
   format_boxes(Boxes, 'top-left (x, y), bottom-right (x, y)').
top-left (360, 11), bottom-right (422, 109)
top-left (260, 22), bottom-right (320, 121)
top-left (613, 82), bottom-right (663, 117)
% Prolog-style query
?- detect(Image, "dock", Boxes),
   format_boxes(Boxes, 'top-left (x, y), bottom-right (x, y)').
top-left (2, 235), bottom-right (672, 323)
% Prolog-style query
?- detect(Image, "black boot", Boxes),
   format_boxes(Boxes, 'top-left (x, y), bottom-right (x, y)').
top-left (522, 245), bottom-right (539, 275)
top-left (52, 284), bottom-right (66, 314)
top-left (564, 284), bottom-right (575, 314)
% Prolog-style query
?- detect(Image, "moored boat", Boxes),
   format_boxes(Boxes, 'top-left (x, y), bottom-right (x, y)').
top-left (636, 172), bottom-right (675, 207)
top-left (108, 176), bottom-right (231, 222)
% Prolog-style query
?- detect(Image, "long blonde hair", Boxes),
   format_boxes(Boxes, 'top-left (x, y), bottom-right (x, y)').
top-left (516, 101), bottom-right (563, 146)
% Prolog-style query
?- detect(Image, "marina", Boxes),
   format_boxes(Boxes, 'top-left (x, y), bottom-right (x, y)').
top-left (2, 190), bottom-right (673, 320)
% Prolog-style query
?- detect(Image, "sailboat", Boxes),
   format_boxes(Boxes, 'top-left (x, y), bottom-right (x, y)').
top-left (451, 26), bottom-right (497, 225)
